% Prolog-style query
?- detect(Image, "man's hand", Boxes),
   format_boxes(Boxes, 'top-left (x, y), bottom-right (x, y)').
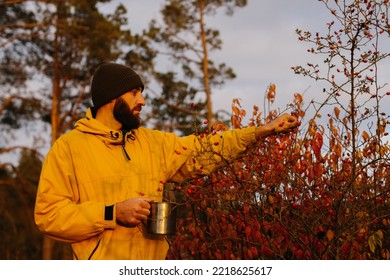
top-left (255, 113), bottom-right (300, 139)
top-left (116, 197), bottom-right (154, 227)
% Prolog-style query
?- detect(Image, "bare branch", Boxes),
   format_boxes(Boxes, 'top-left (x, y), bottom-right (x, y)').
top-left (0, 145), bottom-right (43, 160)
top-left (0, 0), bottom-right (28, 5)
top-left (0, 96), bottom-right (15, 114)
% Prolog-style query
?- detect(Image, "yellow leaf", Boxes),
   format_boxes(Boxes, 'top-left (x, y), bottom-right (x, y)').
top-left (326, 229), bottom-right (334, 241)
top-left (268, 195), bottom-right (277, 204)
top-left (267, 84), bottom-right (276, 103)
top-left (232, 106), bottom-right (240, 116)
top-left (294, 93), bottom-right (303, 104)
top-left (368, 230), bottom-right (383, 253)
top-left (376, 230), bottom-right (384, 240)
top-left (232, 98), bottom-right (241, 106)
top-left (368, 236), bottom-right (376, 253)
top-left (356, 211), bottom-right (367, 218)
top-left (210, 120), bottom-right (218, 130)
top-left (362, 131), bottom-right (369, 141)
top-left (334, 107), bottom-right (340, 119)
top-left (215, 123), bottom-right (224, 132)
top-left (382, 249), bottom-right (390, 260)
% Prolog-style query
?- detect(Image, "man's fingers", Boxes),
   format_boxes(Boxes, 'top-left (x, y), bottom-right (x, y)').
top-left (288, 116), bottom-right (296, 123)
top-left (140, 200), bottom-right (152, 210)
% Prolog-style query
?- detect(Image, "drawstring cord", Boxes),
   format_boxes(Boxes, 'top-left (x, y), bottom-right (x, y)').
top-left (128, 131), bottom-right (136, 141)
top-left (122, 140), bottom-right (131, 161)
top-left (110, 130), bottom-right (132, 161)
top-left (121, 130), bottom-right (131, 161)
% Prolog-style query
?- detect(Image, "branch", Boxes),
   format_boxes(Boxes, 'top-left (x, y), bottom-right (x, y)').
top-left (0, 96), bottom-right (15, 114)
top-left (159, 98), bottom-right (207, 118)
top-left (0, 145), bottom-right (43, 160)
top-left (0, 22), bottom-right (47, 31)
top-left (0, 0), bottom-right (55, 5)
top-left (0, 0), bottom-right (27, 5)
top-left (0, 94), bottom-right (43, 114)
top-left (59, 81), bottom-right (88, 134)
top-left (0, 31), bottom-right (50, 48)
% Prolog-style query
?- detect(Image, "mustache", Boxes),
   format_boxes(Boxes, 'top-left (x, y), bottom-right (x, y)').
top-left (132, 105), bottom-right (142, 112)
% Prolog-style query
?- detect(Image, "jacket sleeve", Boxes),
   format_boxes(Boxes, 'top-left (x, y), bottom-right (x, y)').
top-left (165, 126), bottom-right (257, 183)
top-left (34, 138), bottom-right (116, 243)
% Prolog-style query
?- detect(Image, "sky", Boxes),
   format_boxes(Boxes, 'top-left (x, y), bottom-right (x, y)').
top-left (117, 0), bottom-right (389, 125)
top-left (117, 0), bottom-right (333, 121)
top-left (2, 0), bottom-right (389, 163)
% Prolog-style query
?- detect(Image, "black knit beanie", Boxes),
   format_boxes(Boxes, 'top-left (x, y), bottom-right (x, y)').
top-left (91, 62), bottom-right (144, 109)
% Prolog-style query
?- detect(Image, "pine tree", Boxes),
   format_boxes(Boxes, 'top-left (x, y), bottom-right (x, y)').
top-left (141, 0), bottom-right (247, 134)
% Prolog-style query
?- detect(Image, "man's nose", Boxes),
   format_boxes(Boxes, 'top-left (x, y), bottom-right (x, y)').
top-left (138, 94), bottom-right (146, 106)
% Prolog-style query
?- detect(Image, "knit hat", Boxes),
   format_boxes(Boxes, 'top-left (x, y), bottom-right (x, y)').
top-left (91, 62), bottom-right (144, 109)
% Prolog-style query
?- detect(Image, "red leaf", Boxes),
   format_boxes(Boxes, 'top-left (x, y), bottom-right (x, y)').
top-left (245, 226), bottom-right (252, 238)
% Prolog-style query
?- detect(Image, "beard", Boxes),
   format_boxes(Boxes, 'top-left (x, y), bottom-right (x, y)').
top-left (113, 97), bottom-right (141, 131)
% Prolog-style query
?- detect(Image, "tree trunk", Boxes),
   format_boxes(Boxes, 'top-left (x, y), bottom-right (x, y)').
top-left (198, 0), bottom-right (213, 125)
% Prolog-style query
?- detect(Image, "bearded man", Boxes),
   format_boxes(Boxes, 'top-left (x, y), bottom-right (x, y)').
top-left (34, 62), bottom-right (300, 260)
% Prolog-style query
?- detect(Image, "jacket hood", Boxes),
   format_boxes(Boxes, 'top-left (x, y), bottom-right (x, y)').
top-left (73, 108), bottom-right (131, 145)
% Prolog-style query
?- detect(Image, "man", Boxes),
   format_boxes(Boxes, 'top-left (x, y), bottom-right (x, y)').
top-left (34, 62), bottom-right (300, 260)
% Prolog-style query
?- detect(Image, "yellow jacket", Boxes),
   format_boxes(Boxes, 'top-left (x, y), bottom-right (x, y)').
top-left (34, 108), bottom-right (256, 259)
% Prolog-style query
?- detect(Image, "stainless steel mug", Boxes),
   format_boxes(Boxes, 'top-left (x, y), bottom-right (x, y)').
top-left (146, 202), bottom-right (177, 235)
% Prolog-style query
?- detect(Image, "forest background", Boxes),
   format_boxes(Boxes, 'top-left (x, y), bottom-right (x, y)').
top-left (0, 0), bottom-right (389, 260)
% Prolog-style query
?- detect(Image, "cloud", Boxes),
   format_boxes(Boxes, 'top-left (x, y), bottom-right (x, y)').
top-left (114, 0), bottom-right (390, 124)
top-left (204, 0), bottom-right (328, 117)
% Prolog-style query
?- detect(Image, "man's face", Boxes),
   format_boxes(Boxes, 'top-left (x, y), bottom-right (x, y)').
top-left (113, 88), bottom-right (145, 131)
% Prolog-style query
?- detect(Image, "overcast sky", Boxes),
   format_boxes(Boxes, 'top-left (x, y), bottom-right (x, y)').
top-left (6, 0), bottom-right (331, 162)
top-left (2, 0), bottom-right (389, 163)
top-left (115, 0), bottom-right (333, 121)
top-left (117, 0), bottom-right (389, 124)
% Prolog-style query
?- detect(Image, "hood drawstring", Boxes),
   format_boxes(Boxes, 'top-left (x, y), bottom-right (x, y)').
top-left (110, 131), bottom-right (120, 139)
top-left (121, 130), bottom-right (131, 161)
top-left (110, 130), bottom-right (131, 161)
top-left (128, 131), bottom-right (136, 141)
